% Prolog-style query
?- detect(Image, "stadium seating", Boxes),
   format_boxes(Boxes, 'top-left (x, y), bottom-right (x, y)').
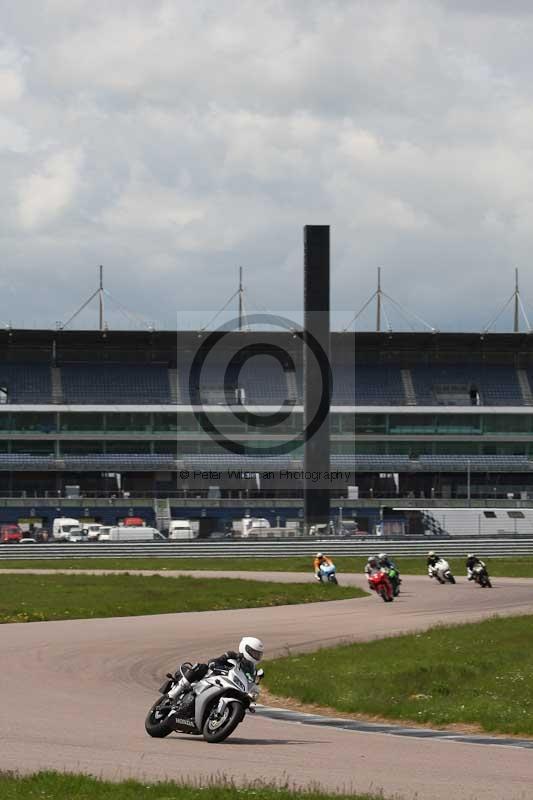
top-left (354, 365), bottom-right (405, 405)
top-left (179, 358), bottom-right (289, 405)
top-left (0, 363), bottom-right (52, 403)
top-left (411, 365), bottom-right (523, 406)
top-left (331, 363), bottom-right (355, 405)
top-left (0, 455), bottom-right (55, 469)
top-left (296, 362), bottom-right (401, 405)
top-left (418, 455), bottom-right (530, 472)
top-left (182, 454), bottom-right (291, 470)
top-left (61, 365), bottom-right (171, 404)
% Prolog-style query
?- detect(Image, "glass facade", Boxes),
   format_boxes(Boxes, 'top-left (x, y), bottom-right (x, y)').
top-left (0, 411), bottom-right (533, 460)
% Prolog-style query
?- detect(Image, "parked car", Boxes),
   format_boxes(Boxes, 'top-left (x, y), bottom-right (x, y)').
top-left (1, 524), bottom-right (23, 543)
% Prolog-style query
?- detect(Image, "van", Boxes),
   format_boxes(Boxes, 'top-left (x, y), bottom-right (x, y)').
top-left (108, 526), bottom-right (160, 542)
top-left (237, 517), bottom-right (271, 538)
top-left (1, 524), bottom-right (22, 543)
top-left (53, 517), bottom-right (82, 541)
top-left (168, 520), bottom-right (197, 540)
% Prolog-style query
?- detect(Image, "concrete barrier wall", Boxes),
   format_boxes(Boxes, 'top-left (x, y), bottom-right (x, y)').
top-left (2, 538), bottom-right (533, 559)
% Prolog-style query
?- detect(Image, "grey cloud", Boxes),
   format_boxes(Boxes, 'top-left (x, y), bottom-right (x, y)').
top-left (1, 1), bottom-right (533, 331)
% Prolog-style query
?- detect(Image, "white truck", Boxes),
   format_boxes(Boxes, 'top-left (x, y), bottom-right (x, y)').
top-left (168, 519), bottom-right (198, 540)
top-left (52, 517), bottom-right (85, 542)
top-left (106, 526), bottom-right (161, 542)
top-left (235, 517), bottom-right (271, 538)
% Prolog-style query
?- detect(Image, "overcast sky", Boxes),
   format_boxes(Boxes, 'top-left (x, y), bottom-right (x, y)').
top-left (2, 0), bottom-right (533, 331)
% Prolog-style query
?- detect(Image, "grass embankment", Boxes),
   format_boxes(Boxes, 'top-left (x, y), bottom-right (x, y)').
top-left (2, 556), bottom-right (533, 577)
top-left (0, 772), bottom-right (384, 800)
top-left (0, 574), bottom-right (365, 623)
top-left (264, 615), bottom-right (533, 736)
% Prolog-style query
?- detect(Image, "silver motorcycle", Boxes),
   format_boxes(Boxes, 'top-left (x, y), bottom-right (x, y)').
top-left (145, 659), bottom-right (263, 743)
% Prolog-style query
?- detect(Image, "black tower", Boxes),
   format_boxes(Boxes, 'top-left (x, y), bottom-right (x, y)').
top-left (303, 225), bottom-right (331, 531)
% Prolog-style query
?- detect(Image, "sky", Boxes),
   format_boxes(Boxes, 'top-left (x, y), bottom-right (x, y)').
top-left (2, 0), bottom-right (533, 332)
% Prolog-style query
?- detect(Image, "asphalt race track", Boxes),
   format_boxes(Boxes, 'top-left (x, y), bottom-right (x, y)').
top-left (1, 572), bottom-right (533, 800)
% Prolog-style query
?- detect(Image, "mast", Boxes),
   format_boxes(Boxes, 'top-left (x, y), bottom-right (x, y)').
top-left (238, 266), bottom-right (244, 331)
top-left (514, 268), bottom-right (519, 333)
top-left (376, 267), bottom-right (382, 332)
top-left (99, 265), bottom-right (104, 332)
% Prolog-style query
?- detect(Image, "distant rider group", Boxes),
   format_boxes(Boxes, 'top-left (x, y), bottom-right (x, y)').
top-left (312, 549), bottom-right (493, 599)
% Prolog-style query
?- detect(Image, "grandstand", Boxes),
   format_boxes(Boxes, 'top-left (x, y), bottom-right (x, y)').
top-left (1, 327), bottom-right (533, 533)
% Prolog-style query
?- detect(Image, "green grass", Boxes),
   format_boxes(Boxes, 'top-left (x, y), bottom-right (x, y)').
top-left (1, 555), bottom-right (533, 577)
top-left (0, 772), bottom-right (386, 800)
top-left (0, 573), bottom-right (365, 623)
top-left (264, 614), bottom-right (533, 736)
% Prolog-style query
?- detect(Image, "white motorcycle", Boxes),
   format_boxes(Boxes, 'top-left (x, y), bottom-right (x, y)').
top-left (318, 562), bottom-right (338, 584)
top-left (145, 659), bottom-right (263, 743)
top-left (428, 558), bottom-right (456, 584)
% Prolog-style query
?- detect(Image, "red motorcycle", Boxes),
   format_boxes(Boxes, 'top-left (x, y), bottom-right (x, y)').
top-left (368, 569), bottom-right (394, 602)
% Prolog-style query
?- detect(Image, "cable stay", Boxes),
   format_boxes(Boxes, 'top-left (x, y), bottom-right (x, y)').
top-left (58, 266), bottom-right (157, 332)
top-left (343, 268), bottom-right (436, 332)
top-left (482, 269), bottom-right (532, 333)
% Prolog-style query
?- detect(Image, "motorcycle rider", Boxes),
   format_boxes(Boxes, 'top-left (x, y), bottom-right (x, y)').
top-left (466, 553), bottom-right (486, 580)
top-left (168, 636), bottom-right (264, 702)
top-left (314, 552), bottom-right (333, 581)
top-left (378, 552), bottom-right (400, 594)
top-left (378, 552), bottom-right (397, 570)
top-left (427, 550), bottom-right (439, 569)
top-left (365, 556), bottom-right (393, 600)
top-left (364, 555), bottom-right (380, 579)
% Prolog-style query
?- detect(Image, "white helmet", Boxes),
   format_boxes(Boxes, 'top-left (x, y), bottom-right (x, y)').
top-left (316, 552), bottom-right (323, 558)
top-left (467, 553), bottom-right (475, 559)
top-left (239, 636), bottom-right (264, 666)
top-left (428, 550), bottom-right (436, 557)
top-left (378, 552), bottom-right (387, 561)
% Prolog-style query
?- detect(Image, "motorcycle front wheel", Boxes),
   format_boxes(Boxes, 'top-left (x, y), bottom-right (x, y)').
top-left (202, 701), bottom-right (245, 743)
top-left (145, 694), bottom-right (176, 738)
top-left (446, 574), bottom-right (456, 584)
top-left (329, 575), bottom-right (338, 585)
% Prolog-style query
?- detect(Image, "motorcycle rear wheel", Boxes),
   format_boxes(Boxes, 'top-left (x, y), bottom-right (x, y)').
top-left (447, 574), bottom-right (456, 584)
top-left (145, 694), bottom-right (176, 738)
top-left (202, 701), bottom-right (245, 743)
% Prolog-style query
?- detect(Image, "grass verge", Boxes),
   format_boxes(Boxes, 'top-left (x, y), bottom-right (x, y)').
top-left (0, 573), bottom-right (365, 623)
top-left (264, 614), bottom-right (533, 736)
top-left (0, 772), bottom-right (386, 800)
top-left (1, 555), bottom-right (533, 577)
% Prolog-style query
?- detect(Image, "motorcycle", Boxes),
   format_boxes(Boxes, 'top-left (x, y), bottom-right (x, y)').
top-left (368, 569), bottom-right (394, 602)
top-left (145, 659), bottom-right (263, 743)
top-left (318, 562), bottom-right (338, 585)
top-left (387, 566), bottom-right (401, 597)
top-left (428, 558), bottom-right (456, 584)
top-left (472, 563), bottom-right (492, 588)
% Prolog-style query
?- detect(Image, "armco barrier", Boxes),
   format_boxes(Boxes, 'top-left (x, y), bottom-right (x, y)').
top-left (2, 538), bottom-right (533, 560)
